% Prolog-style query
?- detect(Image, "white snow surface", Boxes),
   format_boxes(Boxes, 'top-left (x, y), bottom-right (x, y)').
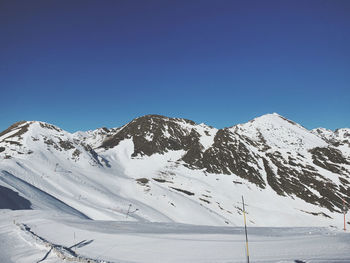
top-left (0, 114), bottom-right (350, 262)
top-left (1, 210), bottom-right (350, 263)
top-left (312, 127), bottom-right (350, 157)
top-left (233, 113), bottom-right (328, 151)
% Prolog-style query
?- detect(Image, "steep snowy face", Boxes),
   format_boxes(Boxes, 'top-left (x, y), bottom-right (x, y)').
top-left (0, 121), bottom-right (33, 156)
top-left (234, 113), bottom-right (328, 151)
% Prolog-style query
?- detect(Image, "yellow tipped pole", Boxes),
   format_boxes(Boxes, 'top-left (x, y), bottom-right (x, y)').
top-left (242, 196), bottom-right (250, 263)
top-left (343, 198), bottom-right (348, 231)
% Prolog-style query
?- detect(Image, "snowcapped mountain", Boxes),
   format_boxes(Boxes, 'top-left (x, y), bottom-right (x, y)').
top-left (0, 113), bottom-right (349, 227)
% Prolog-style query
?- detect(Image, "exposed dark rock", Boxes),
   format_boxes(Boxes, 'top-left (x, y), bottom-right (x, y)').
top-left (0, 121), bottom-right (29, 148)
top-left (43, 137), bottom-right (60, 151)
top-left (170, 187), bottom-right (195, 196)
top-left (181, 132), bottom-right (203, 165)
top-left (187, 129), bottom-right (265, 188)
top-left (136, 178), bottom-right (149, 185)
top-left (256, 131), bottom-right (271, 151)
top-left (199, 198), bottom-right (210, 204)
top-left (6, 141), bottom-right (22, 146)
top-left (265, 151), bottom-right (345, 212)
top-left (263, 158), bottom-right (284, 196)
top-left (0, 121), bottom-right (28, 140)
top-left (310, 147), bottom-right (349, 165)
top-left (153, 178), bottom-right (172, 183)
top-left (101, 115), bottom-right (200, 157)
top-left (39, 122), bottom-right (61, 132)
top-left (299, 210), bottom-right (332, 218)
top-left (279, 115), bottom-right (298, 126)
top-left (310, 147), bottom-right (350, 175)
top-left (72, 149), bottom-right (81, 160)
top-left (59, 140), bottom-right (75, 150)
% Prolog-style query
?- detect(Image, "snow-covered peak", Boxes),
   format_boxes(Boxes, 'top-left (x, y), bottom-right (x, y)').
top-left (0, 121), bottom-right (31, 142)
top-left (0, 120), bottom-right (65, 147)
top-left (312, 127), bottom-right (350, 145)
top-left (232, 113), bottom-right (328, 151)
top-left (0, 120), bottom-right (108, 168)
top-left (247, 113), bottom-right (299, 127)
top-left (335, 128), bottom-right (350, 141)
top-left (311, 127), bottom-right (336, 142)
top-left (312, 127), bottom-right (334, 134)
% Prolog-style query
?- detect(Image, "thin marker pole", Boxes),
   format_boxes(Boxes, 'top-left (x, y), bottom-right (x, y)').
top-left (126, 204), bottom-right (132, 219)
top-left (343, 199), bottom-right (347, 231)
top-left (242, 196), bottom-right (250, 263)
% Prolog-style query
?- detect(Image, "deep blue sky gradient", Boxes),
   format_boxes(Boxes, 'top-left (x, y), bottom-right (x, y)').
top-left (1, 0), bottom-right (349, 132)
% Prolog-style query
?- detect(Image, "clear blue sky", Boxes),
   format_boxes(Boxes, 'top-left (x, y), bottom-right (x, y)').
top-left (1, 0), bottom-right (349, 132)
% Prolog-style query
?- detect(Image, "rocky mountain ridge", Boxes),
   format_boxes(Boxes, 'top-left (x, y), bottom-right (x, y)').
top-left (0, 113), bottom-right (349, 226)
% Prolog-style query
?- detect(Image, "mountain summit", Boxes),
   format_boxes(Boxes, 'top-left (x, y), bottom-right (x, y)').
top-left (0, 114), bottom-right (349, 227)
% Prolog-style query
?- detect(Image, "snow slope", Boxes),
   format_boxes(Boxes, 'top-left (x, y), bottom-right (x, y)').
top-left (0, 114), bottom-right (349, 228)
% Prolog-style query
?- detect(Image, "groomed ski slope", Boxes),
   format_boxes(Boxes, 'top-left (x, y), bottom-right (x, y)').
top-left (1, 210), bottom-right (350, 263)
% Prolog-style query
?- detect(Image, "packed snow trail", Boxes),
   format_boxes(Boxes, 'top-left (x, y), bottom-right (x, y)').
top-left (1, 210), bottom-right (350, 263)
